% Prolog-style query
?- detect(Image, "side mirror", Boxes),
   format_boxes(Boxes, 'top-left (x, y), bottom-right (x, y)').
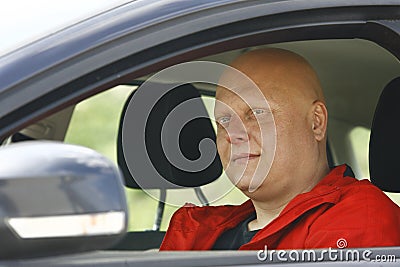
top-left (0, 141), bottom-right (128, 259)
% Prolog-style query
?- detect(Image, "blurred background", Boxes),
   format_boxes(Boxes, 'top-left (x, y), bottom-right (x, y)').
top-left (64, 85), bottom-right (247, 231)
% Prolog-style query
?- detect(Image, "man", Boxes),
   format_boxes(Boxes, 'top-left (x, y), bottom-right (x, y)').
top-left (159, 48), bottom-right (400, 250)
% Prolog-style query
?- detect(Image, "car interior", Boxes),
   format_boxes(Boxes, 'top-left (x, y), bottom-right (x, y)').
top-left (3, 38), bottom-right (400, 252)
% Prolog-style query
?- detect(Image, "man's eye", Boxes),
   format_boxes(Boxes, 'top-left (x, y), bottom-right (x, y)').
top-left (216, 116), bottom-right (230, 126)
top-left (252, 109), bottom-right (266, 116)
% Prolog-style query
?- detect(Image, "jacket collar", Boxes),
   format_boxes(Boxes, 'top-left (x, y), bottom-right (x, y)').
top-left (217, 164), bottom-right (352, 231)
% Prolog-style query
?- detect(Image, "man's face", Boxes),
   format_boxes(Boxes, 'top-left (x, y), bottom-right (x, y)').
top-left (214, 62), bottom-right (321, 200)
top-left (214, 86), bottom-right (276, 193)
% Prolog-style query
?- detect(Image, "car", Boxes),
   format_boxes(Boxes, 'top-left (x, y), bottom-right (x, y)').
top-left (0, 0), bottom-right (399, 266)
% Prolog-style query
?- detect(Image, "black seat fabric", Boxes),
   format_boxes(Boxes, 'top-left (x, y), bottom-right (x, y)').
top-left (369, 77), bottom-right (400, 193)
top-left (113, 82), bottom-right (222, 250)
top-left (117, 82), bottom-right (222, 189)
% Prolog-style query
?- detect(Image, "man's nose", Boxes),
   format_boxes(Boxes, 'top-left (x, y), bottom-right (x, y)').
top-left (226, 117), bottom-right (249, 144)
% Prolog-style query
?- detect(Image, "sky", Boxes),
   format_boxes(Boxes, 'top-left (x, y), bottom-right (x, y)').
top-left (0, 0), bottom-right (133, 55)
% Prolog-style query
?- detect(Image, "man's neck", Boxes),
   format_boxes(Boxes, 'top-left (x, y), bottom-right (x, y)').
top-left (248, 190), bottom-right (299, 231)
top-left (247, 200), bottom-right (286, 231)
top-left (248, 162), bottom-right (330, 231)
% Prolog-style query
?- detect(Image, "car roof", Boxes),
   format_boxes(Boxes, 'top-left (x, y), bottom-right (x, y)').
top-left (3, 0), bottom-right (398, 58)
top-left (0, 0), bottom-right (134, 56)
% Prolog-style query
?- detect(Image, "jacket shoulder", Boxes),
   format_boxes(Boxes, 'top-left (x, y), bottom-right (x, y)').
top-left (306, 178), bottom-right (400, 247)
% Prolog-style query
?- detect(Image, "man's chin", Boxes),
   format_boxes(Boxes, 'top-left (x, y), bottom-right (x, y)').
top-left (231, 176), bottom-right (259, 193)
top-left (234, 182), bottom-right (251, 192)
top-left (228, 173), bottom-right (271, 198)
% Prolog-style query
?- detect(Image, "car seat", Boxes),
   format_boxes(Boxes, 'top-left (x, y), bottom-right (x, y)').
top-left (112, 82), bottom-right (222, 250)
top-left (369, 76), bottom-right (400, 192)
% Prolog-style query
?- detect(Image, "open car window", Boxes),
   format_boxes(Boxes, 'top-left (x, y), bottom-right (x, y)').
top-left (17, 38), bottom-right (399, 234)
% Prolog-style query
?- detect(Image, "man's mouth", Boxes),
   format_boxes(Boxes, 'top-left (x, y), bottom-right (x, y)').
top-left (231, 153), bottom-right (260, 164)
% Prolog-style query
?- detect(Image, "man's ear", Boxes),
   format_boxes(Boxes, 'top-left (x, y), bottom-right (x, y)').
top-left (311, 100), bottom-right (328, 141)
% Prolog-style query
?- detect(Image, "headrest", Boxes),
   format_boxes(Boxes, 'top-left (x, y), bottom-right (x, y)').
top-left (117, 83), bottom-right (222, 189)
top-left (369, 77), bottom-right (400, 193)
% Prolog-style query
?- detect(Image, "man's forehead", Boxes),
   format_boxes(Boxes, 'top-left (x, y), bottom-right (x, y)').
top-left (215, 86), bottom-right (273, 109)
top-left (216, 67), bottom-right (281, 104)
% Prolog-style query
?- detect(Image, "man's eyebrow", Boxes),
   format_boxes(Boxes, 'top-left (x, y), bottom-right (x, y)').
top-left (213, 107), bottom-right (229, 116)
top-left (268, 106), bottom-right (280, 115)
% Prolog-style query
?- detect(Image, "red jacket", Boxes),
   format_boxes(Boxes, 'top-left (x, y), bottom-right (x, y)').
top-left (160, 165), bottom-right (400, 250)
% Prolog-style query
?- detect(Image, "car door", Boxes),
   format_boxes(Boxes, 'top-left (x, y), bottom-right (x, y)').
top-left (0, 0), bottom-right (399, 265)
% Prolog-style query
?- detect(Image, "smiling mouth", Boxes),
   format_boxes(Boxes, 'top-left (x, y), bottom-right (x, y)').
top-left (232, 153), bottom-right (260, 164)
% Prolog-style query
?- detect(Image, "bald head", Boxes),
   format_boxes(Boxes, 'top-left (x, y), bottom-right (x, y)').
top-left (215, 48), bottom-right (329, 202)
top-left (217, 48), bottom-right (324, 106)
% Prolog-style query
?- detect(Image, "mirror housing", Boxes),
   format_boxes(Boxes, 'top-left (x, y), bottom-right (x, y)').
top-left (0, 141), bottom-right (128, 259)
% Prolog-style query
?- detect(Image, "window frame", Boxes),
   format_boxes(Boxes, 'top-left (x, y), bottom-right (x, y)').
top-left (1, 2), bottom-right (400, 139)
top-left (1, 2), bottom-right (400, 264)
